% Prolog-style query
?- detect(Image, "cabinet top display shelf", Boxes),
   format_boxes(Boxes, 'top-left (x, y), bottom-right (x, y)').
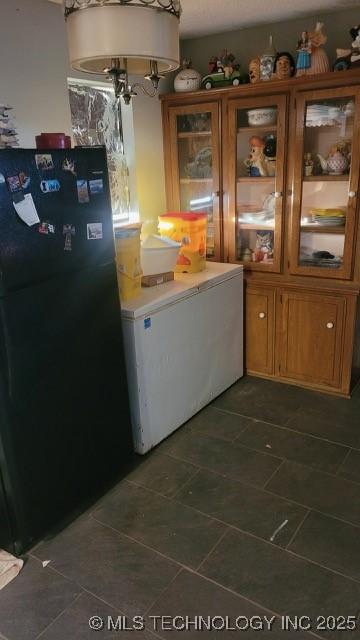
top-left (160, 68), bottom-right (360, 102)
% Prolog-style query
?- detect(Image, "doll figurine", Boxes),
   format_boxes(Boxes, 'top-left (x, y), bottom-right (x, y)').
top-left (249, 57), bottom-right (261, 83)
top-left (296, 31), bottom-right (312, 76)
top-left (244, 136), bottom-right (268, 177)
top-left (274, 52), bottom-right (296, 80)
top-left (308, 23), bottom-right (330, 75)
top-left (297, 23), bottom-right (330, 76)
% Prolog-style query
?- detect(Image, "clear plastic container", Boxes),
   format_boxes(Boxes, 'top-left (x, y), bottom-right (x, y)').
top-left (141, 235), bottom-right (181, 276)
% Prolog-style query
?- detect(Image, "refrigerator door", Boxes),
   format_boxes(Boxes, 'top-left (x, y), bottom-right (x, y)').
top-left (0, 470), bottom-right (12, 552)
top-left (0, 147), bottom-right (114, 292)
top-left (0, 262), bottom-right (133, 553)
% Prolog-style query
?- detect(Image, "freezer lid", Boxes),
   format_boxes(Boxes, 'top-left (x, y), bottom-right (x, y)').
top-left (121, 262), bottom-right (243, 320)
top-left (121, 279), bottom-right (199, 319)
top-left (175, 262), bottom-right (243, 292)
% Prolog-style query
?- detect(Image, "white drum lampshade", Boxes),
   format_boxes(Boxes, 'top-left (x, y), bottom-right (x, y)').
top-left (64, 1), bottom-right (181, 77)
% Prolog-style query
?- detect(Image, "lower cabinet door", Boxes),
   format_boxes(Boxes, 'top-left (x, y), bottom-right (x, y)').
top-left (245, 285), bottom-right (275, 375)
top-left (279, 290), bottom-right (345, 388)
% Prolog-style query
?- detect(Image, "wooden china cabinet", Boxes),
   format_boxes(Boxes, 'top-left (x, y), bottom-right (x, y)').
top-left (161, 68), bottom-right (360, 396)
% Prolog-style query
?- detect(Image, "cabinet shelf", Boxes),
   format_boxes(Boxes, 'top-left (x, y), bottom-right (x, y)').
top-left (303, 174), bottom-right (349, 182)
top-left (179, 178), bottom-right (213, 184)
top-left (237, 125), bottom-right (277, 135)
top-left (177, 131), bottom-right (212, 139)
top-left (301, 224), bottom-right (346, 234)
top-left (237, 177), bottom-right (275, 184)
top-left (239, 223), bottom-right (274, 230)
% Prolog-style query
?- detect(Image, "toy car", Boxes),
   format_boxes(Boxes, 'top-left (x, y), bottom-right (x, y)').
top-left (201, 68), bottom-right (248, 90)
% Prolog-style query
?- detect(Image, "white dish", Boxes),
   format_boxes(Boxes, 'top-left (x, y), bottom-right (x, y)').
top-left (247, 108), bottom-right (277, 127)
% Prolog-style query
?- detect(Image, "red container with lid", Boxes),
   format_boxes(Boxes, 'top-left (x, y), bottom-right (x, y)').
top-left (35, 133), bottom-right (71, 149)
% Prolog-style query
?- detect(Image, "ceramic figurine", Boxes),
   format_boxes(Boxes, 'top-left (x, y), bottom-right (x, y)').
top-left (249, 57), bottom-right (261, 84)
top-left (260, 35), bottom-right (277, 81)
top-left (308, 23), bottom-right (330, 75)
top-left (274, 52), bottom-right (295, 80)
top-left (296, 31), bottom-right (312, 76)
top-left (174, 59), bottom-right (201, 93)
top-left (304, 152), bottom-right (314, 176)
top-left (297, 23), bottom-right (330, 76)
top-left (244, 136), bottom-right (268, 177)
top-left (317, 142), bottom-right (350, 175)
top-left (264, 134), bottom-right (277, 176)
top-left (334, 25), bottom-right (360, 71)
top-left (201, 51), bottom-right (248, 89)
top-left (254, 231), bottom-right (273, 262)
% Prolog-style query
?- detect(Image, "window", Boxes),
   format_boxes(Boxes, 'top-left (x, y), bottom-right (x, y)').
top-left (68, 80), bottom-right (130, 223)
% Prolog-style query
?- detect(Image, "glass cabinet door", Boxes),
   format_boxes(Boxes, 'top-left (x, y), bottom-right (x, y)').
top-left (227, 95), bottom-right (287, 271)
top-left (290, 87), bottom-right (360, 279)
top-left (168, 103), bottom-right (221, 260)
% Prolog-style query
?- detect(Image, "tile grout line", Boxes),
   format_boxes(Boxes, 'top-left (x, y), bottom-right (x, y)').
top-left (155, 450), bottom-right (360, 532)
top-left (163, 441), bottom-right (360, 490)
top-left (29, 515), bottom-right (345, 640)
top-left (335, 447), bottom-right (352, 476)
top-left (35, 592), bottom-right (83, 640)
top-left (184, 565), bottom-right (323, 640)
top-left (262, 458), bottom-right (286, 489)
top-left (161, 417), bottom-right (358, 482)
top-left (196, 527), bottom-right (230, 572)
top-left (142, 567), bottom-right (184, 617)
top-left (170, 467), bottom-right (201, 499)
top-left (29, 541), bottom-right (323, 640)
top-left (285, 509), bottom-right (311, 550)
top-left (37, 560), bottom-right (163, 639)
top-left (92, 486), bottom-right (360, 587)
top-left (212, 405), bottom-right (360, 452)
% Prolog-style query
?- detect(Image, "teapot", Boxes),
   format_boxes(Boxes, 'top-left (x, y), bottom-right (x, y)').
top-left (317, 147), bottom-right (349, 175)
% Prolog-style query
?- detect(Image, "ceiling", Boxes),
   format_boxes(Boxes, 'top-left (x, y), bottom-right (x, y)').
top-left (48, 0), bottom-right (359, 39)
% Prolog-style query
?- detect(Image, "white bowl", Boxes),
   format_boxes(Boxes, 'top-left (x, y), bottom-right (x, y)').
top-left (247, 108), bottom-right (277, 126)
top-left (141, 235), bottom-right (181, 276)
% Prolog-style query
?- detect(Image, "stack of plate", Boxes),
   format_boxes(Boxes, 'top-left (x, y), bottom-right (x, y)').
top-left (309, 208), bottom-right (346, 226)
top-left (305, 104), bottom-right (338, 127)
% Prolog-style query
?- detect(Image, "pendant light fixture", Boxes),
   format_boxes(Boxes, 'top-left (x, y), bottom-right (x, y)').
top-left (64, 0), bottom-right (181, 104)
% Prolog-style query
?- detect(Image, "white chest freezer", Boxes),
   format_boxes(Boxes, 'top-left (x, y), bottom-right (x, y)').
top-left (120, 262), bottom-right (244, 454)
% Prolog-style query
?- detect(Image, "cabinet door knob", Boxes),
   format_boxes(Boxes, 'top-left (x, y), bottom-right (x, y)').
top-left (349, 191), bottom-right (356, 198)
top-left (274, 191), bottom-right (283, 198)
top-left (326, 322), bottom-right (334, 329)
top-left (259, 312), bottom-right (266, 319)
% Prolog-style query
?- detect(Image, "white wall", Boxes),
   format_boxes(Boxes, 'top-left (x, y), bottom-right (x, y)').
top-left (1, 0), bottom-right (72, 146)
top-left (0, 0), bottom-right (168, 232)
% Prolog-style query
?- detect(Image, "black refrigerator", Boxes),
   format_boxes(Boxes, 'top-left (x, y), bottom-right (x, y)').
top-left (0, 146), bottom-right (133, 555)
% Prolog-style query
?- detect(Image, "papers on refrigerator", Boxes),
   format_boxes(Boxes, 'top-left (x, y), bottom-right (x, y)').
top-left (13, 193), bottom-right (40, 226)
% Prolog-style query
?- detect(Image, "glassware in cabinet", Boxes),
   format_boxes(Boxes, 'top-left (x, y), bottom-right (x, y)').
top-left (168, 104), bottom-right (221, 260)
top-left (227, 96), bottom-right (287, 272)
top-left (291, 88), bottom-right (360, 278)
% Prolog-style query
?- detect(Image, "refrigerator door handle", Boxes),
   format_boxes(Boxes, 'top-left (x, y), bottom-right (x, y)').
top-left (0, 307), bottom-right (12, 397)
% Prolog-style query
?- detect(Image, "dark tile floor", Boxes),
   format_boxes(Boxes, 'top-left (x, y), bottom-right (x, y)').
top-left (2, 376), bottom-right (360, 639)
